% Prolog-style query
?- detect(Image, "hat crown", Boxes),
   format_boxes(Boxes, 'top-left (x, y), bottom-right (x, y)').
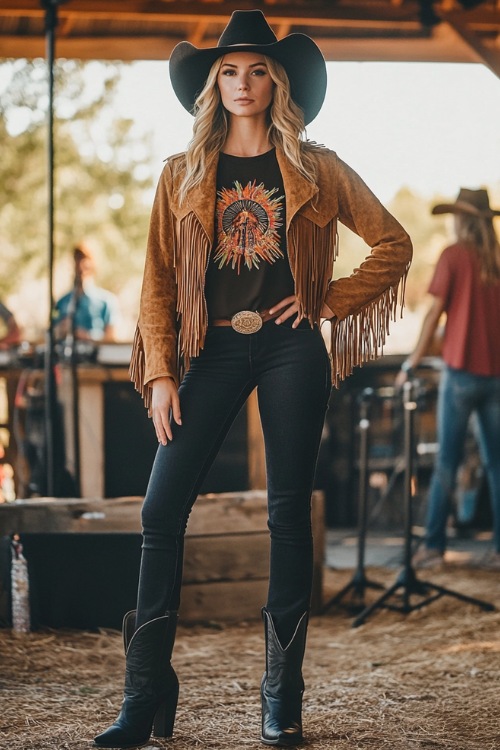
top-left (217, 10), bottom-right (278, 48)
top-left (457, 188), bottom-right (491, 213)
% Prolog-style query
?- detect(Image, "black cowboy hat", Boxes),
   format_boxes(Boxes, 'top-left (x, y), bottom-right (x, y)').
top-left (432, 188), bottom-right (500, 218)
top-left (169, 9), bottom-right (327, 126)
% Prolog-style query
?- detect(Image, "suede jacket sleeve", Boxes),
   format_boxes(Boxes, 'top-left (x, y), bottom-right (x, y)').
top-left (130, 161), bottom-right (179, 406)
top-left (323, 156), bottom-right (412, 321)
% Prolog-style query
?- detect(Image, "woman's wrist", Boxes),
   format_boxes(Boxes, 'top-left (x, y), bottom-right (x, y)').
top-left (321, 303), bottom-right (335, 319)
top-left (400, 358), bottom-right (416, 375)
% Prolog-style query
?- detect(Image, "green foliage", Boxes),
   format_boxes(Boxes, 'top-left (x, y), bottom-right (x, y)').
top-left (387, 187), bottom-right (450, 309)
top-left (0, 59), bottom-right (153, 308)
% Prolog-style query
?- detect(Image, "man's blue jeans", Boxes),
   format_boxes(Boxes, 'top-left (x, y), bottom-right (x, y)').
top-left (136, 319), bottom-right (331, 643)
top-left (425, 365), bottom-right (500, 553)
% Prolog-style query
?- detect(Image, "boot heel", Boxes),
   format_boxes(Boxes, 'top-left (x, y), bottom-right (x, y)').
top-left (153, 678), bottom-right (179, 738)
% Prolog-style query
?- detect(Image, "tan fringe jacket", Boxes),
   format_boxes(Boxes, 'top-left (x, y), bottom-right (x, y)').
top-left (130, 146), bottom-right (412, 410)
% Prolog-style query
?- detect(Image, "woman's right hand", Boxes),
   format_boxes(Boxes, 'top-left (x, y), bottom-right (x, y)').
top-left (395, 368), bottom-right (408, 390)
top-left (151, 376), bottom-right (182, 445)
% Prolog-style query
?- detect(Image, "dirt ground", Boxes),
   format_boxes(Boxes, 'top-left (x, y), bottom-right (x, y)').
top-left (1, 566), bottom-right (500, 750)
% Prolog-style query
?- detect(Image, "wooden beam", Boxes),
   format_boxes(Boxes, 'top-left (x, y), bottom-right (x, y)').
top-left (0, 0), bottom-right (427, 26)
top-left (316, 24), bottom-right (482, 62)
top-left (276, 23), bottom-right (292, 38)
top-left (188, 19), bottom-right (209, 47)
top-left (0, 0), bottom-right (498, 64)
top-left (440, 9), bottom-right (500, 78)
top-left (0, 35), bottom-right (176, 60)
top-left (1, 0), bottom-right (499, 32)
top-left (0, 28), bottom-right (483, 63)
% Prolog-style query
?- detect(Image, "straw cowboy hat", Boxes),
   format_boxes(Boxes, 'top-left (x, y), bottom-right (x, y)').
top-left (432, 188), bottom-right (500, 218)
top-left (169, 9), bottom-right (327, 126)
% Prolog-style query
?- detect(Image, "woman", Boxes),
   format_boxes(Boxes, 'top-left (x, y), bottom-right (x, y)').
top-left (398, 189), bottom-right (500, 570)
top-left (94, 10), bottom-right (411, 749)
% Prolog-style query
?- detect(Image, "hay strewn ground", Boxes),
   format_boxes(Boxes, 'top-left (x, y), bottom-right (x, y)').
top-left (1, 566), bottom-right (500, 750)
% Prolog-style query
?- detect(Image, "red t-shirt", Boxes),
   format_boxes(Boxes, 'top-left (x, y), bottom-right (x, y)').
top-left (428, 242), bottom-right (500, 376)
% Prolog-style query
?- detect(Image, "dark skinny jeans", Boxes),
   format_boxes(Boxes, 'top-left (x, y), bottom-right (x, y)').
top-left (136, 318), bottom-right (331, 644)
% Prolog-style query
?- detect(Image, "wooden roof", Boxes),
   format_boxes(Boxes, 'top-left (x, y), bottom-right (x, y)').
top-left (0, 1), bottom-right (499, 76)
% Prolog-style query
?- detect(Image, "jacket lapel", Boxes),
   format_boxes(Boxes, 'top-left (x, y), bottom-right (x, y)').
top-left (276, 148), bottom-right (319, 228)
top-left (186, 154), bottom-right (219, 245)
top-left (178, 147), bottom-right (331, 241)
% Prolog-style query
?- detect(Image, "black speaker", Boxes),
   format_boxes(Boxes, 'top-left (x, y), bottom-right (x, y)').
top-left (21, 533), bottom-right (142, 630)
top-left (103, 381), bottom-right (250, 498)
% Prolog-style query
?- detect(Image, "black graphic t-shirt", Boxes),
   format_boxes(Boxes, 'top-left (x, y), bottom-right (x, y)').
top-left (204, 148), bottom-right (294, 320)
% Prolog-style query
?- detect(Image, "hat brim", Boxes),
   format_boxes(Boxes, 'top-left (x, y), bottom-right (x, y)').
top-left (432, 202), bottom-right (500, 217)
top-left (169, 34), bottom-right (327, 126)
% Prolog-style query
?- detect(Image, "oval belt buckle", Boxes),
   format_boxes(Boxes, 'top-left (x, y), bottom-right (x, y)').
top-left (231, 310), bottom-right (263, 334)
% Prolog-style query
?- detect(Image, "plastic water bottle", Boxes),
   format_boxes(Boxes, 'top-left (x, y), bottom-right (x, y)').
top-left (11, 536), bottom-right (30, 633)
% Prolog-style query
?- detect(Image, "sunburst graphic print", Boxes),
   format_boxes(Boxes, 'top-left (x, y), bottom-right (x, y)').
top-left (213, 181), bottom-right (284, 273)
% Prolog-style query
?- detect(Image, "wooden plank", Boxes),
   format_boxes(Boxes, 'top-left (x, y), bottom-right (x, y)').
top-left (0, 490), bottom-right (325, 622)
top-left (183, 532), bottom-right (270, 583)
top-left (185, 491), bottom-right (270, 536)
top-left (180, 574), bottom-right (323, 622)
top-left (189, 496), bottom-right (324, 586)
top-left (180, 578), bottom-right (269, 623)
top-left (0, 490), bottom-right (324, 538)
top-left (0, 496), bottom-right (143, 535)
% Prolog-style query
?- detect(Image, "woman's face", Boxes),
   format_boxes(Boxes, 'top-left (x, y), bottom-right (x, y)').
top-left (217, 52), bottom-right (274, 120)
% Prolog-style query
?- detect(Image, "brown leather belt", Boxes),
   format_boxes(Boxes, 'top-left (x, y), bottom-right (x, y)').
top-left (210, 309), bottom-right (279, 334)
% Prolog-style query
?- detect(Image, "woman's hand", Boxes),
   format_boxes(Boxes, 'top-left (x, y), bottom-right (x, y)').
top-left (395, 359), bottom-right (415, 389)
top-left (151, 376), bottom-right (182, 446)
top-left (269, 295), bottom-right (303, 328)
top-left (395, 368), bottom-right (409, 390)
top-left (269, 297), bottom-right (336, 326)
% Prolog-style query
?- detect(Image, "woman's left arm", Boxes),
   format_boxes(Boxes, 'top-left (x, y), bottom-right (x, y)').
top-left (323, 157), bottom-right (412, 321)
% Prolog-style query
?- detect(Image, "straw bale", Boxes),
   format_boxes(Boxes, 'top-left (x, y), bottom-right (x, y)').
top-left (1, 565), bottom-right (499, 750)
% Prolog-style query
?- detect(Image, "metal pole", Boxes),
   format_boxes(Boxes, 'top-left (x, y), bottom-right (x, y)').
top-left (42, 0), bottom-right (59, 497)
top-left (401, 379), bottom-right (417, 610)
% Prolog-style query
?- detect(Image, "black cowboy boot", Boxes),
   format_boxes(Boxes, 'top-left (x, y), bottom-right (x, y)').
top-left (261, 607), bottom-right (308, 746)
top-left (122, 610), bottom-right (137, 653)
top-left (122, 608), bottom-right (175, 740)
top-left (94, 611), bottom-right (179, 749)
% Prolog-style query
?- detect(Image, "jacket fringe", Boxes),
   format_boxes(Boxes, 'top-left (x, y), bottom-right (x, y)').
top-left (288, 216), bottom-right (338, 322)
top-left (329, 263), bottom-right (409, 387)
top-left (129, 325), bottom-right (152, 412)
top-left (130, 148), bottom-right (413, 408)
top-left (174, 213), bottom-right (210, 359)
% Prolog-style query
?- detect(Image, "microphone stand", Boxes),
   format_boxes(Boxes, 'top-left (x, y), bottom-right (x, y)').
top-left (63, 282), bottom-right (82, 497)
top-left (351, 377), bottom-right (494, 628)
top-left (322, 387), bottom-right (385, 615)
top-left (41, 0), bottom-right (70, 496)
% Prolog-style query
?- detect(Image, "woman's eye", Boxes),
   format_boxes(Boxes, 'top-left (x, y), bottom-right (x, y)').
top-left (252, 69), bottom-right (266, 76)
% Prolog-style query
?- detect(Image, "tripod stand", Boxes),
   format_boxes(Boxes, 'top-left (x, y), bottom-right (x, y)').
top-left (352, 378), bottom-right (495, 628)
top-left (322, 388), bottom-right (385, 615)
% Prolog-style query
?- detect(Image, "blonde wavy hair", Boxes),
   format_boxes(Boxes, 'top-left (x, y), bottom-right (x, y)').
top-left (455, 212), bottom-right (500, 283)
top-left (177, 54), bottom-right (319, 205)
